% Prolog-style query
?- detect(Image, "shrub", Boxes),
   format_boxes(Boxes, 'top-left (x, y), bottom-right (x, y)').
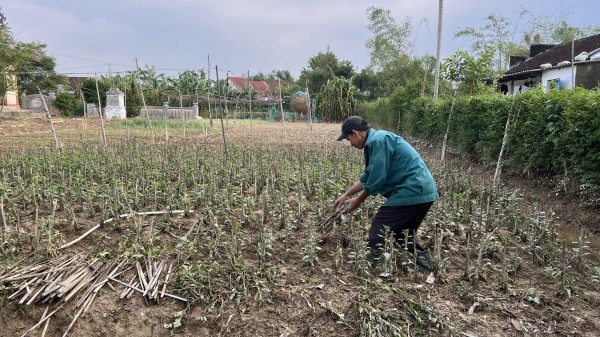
top-left (52, 92), bottom-right (80, 117)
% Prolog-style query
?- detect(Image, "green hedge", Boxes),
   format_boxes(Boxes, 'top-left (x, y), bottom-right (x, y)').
top-left (358, 87), bottom-right (600, 186)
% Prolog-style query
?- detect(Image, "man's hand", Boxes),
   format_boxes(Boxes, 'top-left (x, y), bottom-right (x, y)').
top-left (333, 195), bottom-right (348, 212)
top-left (346, 197), bottom-right (362, 213)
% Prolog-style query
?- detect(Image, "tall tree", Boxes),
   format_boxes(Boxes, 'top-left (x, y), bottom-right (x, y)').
top-left (298, 48), bottom-right (355, 97)
top-left (365, 6), bottom-right (413, 71)
top-left (1, 7), bottom-right (65, 100)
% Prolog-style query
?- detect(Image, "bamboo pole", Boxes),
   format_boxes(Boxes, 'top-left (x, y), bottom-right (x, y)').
top-left (36, 86), bottom-right (59, 149)
top-left (134, 58), bottom-right (156, 143)
top-left (59, 210), bottom-right (193, 250)
top-left (494, 100), bottom-right (519, 184)
top-left (207, 54), bottom-right (213, 127)
top-left (215, 65), bottom-right (228, 164)
top-left (440, 90), bottom-right (458, 163)
top-left (94, 75), bottom-right (107, 147)
top-left (178, 72), bottom-right (186, 138)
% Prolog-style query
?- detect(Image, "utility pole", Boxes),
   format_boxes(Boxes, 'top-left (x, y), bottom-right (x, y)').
top-left (433, 0), bottom-right (444, 102)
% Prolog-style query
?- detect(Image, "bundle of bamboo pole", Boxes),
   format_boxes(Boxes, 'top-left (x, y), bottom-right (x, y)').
top-left (0, 253), bottom-right (185, 337)
top-left (109, 258), bottom-right (184, 303)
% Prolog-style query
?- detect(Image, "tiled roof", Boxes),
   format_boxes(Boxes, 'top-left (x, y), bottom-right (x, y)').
top-left (250, 81), bottom-right (269, 94)
top-left (228, 77), bottom-right (250, 91)
top-left (504, 34), bottom-right (600, 78)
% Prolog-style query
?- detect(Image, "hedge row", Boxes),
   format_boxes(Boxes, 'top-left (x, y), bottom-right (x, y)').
top-left (358, 87), bottom-right (600, 186)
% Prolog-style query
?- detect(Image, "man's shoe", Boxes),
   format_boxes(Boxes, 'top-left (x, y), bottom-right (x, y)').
top-left (415, 250), bottom-right (433, 273)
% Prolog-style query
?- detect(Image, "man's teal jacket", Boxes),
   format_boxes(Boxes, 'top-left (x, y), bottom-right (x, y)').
top-left (359, 128), bottom-right (439, 206)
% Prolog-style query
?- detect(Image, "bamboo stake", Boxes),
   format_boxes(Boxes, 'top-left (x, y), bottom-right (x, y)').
top-left (0, 194), bottom-right (6, 232)
top-left (160, 262), bottom-right (173, 298)
top-left (108, 276), bottom-right (187, 302)
top-left (440, 90), bottom-right (458, 163)
top-left (41, 315), bottom-right (50, 337)
top-left (494, 100), bottom-right (519, 184)
top-left (36, 86), bottom-right (59, 149)
top-left (215, 65), bottom-right (228, 164)
top-left (94, 75), bottom-right (107, 147)
top-left (208, 54), bottom-right (213, 126)
top-left (59, 210), bottom-right (194, 249)
top-left (62, 300), bottom-right (87, 337)
top-left (19, 304), bottom-right (64, 337)
top-left (135, 58), bottom-right (156, 143)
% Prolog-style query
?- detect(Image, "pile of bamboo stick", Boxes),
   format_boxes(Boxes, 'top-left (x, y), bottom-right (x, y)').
top-left (108, 258), bottom-right (185, 303)
top-left (0, 253), bottom-right (185, 337)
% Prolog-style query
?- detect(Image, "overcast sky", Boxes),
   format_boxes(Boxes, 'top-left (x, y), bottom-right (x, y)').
top-left (3, 0), bottom-right (598, 80)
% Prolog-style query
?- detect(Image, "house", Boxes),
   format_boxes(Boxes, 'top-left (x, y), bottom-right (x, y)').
top-left (499, 34), bottom-right (600, 94)
top-left (227, 76), bottom-right (273, 100)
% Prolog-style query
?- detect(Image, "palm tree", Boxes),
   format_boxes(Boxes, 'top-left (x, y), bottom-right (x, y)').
top-left (433, 0), bottom-right (444, 102)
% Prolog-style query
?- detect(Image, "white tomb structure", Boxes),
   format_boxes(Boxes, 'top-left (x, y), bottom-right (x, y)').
top-left (104, 88), bottom-right (126, 119)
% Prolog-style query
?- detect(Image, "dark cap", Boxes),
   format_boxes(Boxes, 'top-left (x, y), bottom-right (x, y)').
top-left (336, 116), bottom-right (369, 141)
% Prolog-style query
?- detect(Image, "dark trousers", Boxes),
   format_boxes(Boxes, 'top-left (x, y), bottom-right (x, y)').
top-left (368, 201), bottom-right (434, 252)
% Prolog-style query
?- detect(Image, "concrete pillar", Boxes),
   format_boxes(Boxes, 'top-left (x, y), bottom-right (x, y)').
top-left (192, 102), bottom-right (199, 117)
top-left (4, 74), bottom-right (20, 110)
top-left (162, 102), bottom-right (169, 119)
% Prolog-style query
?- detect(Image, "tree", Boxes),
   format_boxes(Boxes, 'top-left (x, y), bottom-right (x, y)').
top-left (80, 78), bottom-right (109, 107)
top-left (455, 13), bottom-right (518, 74)
top-left (353, 68), bottom-right (378, 101)
top-left (17, 47), bottom-right (67, 95)
top-left (456, 8), bottom-right (600, 73)
top-left (268, 70), bottom-right (294, 82)
top-left (318, 76), bottom-right (356, 121)
top-left (365, 6), bottom-right (413, 71)
top-left (52, 92), bottom-right (79, 117)
top-left (0, 7), bottom-right (66, 102)
top-left (298, 48), bottom-right (355, 97)
top-left (442, 48), bottom-right (495, 95)
top-left (531, 19), bottom-right (600, 44)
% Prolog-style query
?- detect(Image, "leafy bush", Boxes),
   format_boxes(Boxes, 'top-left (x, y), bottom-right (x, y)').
top-left (52, 92), bottom-right (80, 117)
top-left (378, 88), bottom-right (600, 186)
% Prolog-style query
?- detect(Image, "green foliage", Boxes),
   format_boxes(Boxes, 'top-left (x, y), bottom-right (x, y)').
top-left (0, 11), bottom-right (66, 97)
top-left (396, 88), bottom-right (600, 186)
top-left (559, 89), bottom-right (600, 183)
top-left (317, 76), bottom-right (356, 121)
top-left (298, 48), bottom-right (355, 98)
top-left (52, 92), bottom-right (80, 117)
top-left (442, 48), bottom-right (495, 95)
top-left (81, 78), bottom-right (109, 107)
top-left (126, 82), bottom-right (142, 117)
top-left (365, 6), bottom-right (414, 71)
top-left (17, 50), bottom-right (68, 95)
top-left (455, 8), bottom-right (600, 74)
